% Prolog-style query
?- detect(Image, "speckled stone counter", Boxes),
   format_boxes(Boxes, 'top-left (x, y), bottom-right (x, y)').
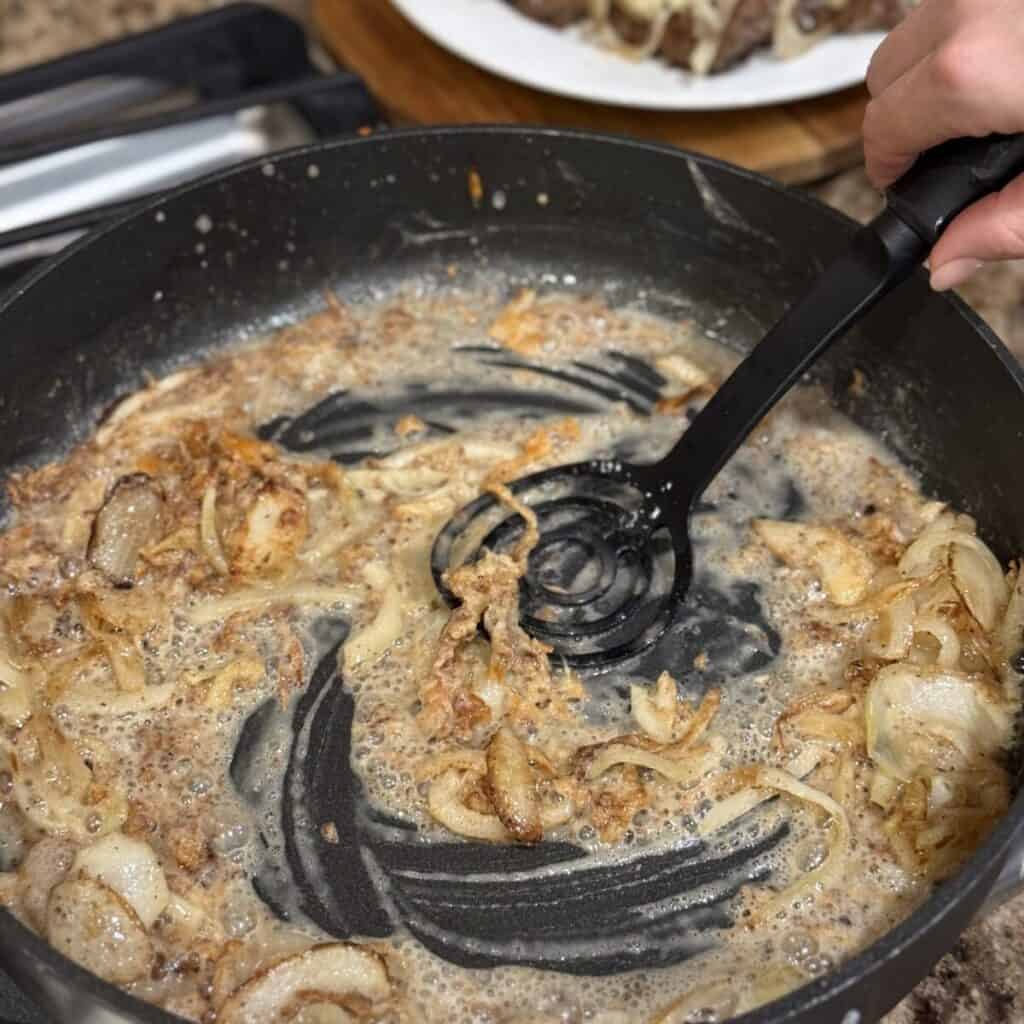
top-left (1, 3), bottom-right (1024, 1022)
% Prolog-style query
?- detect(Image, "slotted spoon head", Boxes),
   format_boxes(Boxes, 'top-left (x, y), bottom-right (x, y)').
top-left (430, 459), bottom-right (693, 670)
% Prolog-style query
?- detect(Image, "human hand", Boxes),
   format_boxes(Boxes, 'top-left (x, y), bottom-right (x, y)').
top-left (863, 0), bottom-right (1024, 290)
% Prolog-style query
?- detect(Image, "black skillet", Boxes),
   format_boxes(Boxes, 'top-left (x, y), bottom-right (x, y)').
top-left (1, 127), bottom-right (1024, 1024)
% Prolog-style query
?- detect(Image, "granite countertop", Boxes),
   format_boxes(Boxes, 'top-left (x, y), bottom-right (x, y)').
top-left (2, 3), bottom-right (1024, 1023)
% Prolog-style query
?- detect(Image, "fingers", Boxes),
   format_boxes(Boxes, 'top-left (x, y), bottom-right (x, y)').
top-left (863, 47), bottom-right (987, 188)
top-left (929, 174), bottom-right (1024, 290)
top-left (866, 0), bottom-right (959, 97)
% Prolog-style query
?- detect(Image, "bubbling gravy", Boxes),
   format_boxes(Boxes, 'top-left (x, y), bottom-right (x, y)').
top-left (0, 283), bottom-right (1017, 1024)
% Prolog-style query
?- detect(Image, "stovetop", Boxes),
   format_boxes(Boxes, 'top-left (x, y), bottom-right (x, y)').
top-left (0, 2), bottom-right (378, 296)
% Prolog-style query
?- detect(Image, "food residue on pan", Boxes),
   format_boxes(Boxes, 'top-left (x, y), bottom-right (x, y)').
top-left (0, 283), bottom-right (1018, 1023)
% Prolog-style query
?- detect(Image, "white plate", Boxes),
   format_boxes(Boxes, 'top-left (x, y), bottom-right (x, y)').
top-left (391, 0), bottom-right (883, 111)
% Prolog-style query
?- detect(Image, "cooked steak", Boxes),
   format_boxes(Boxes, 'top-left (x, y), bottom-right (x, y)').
top-left (510, 0), bottom-right (590, 27)
top-left (507, 0), bottom-right (912, 74)
top-left (609, 3), bottom-right (697, 67)
top-left (711, 0), bottom-right (775, 71)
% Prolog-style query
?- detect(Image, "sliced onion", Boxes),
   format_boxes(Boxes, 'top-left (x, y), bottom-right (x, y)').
top-left (865, 597), bottom-right (915, 661)
top-left (17, 836), bottom-right (77, 931)
top-left (87, 474), bottom-right (165, 587)
top-left (285, 999), bottom-right (357, 1023)
top-left (78, 595), bottom-right (146, 693)
top-left (786, 708), bottom-right (864, 749)
top-left (7, 714), bottom-right (127, 840)
top-left (217, 943), bottom-right (390, 1024)
top-left (630, 673), bottom-right (677, 744)
top-left (94, 369), bottom-right (200, 446)
top-left (212, 929), bottom-right (316, 1009)
top-left (950, 541), bottom-right (1008, 631)
top-left (347, 465), bottom-right (449, 498)
top-left (912, 614), bottom-right (961, 670)
top-left (416, 750), bottom-right (487, 782)
top-left (344, 566), bottom-right (403, 670)
top-left (869, 770), bottom-right (900, 811)
top-left (0, 647), bottom-right (31, 728)
top-left (484, 728), bottom-right (541, 843)
top-left (157, 893), bottom-right (212, 946)
top-left (698, 748), bottom-right (822, 837)
top-left (816, 576), bottom-right (932, 624)
top-left (72, 833), bottom-right (169, 928)
top-left (186, 583), bottom-right (358, 627)
top-left (46, 877), bottom-right (152, 985)
top-left (655, 353), bottom-right (710, 391)
top-left (473, 673), bottom-right (507, 721)
top-left (64, 681), bottom-right (177, 717)
top-left (753, 520), bottom-right (875, 606)
top-left (866, 664), bottom-right (1013, 782)
top-left (586, 739), bottom-right (722, 786)
top-left (427, 768), bottom-right (507, 842)
top-left (201, 483), bottom-right (229, 575)
top-left (900, 527), bottom-right (1002, 581)
top-left (749, 766), bottom-right (851, 914)
top-left (226, 481), bottom-right (309, 580)
top-left (201, 657), bottom-right (266, 710)
top-left (670, 689), bottom-right (722, 752)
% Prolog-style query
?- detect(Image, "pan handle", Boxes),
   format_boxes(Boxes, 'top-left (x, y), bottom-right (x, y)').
top-left (885, 133), bottom-right (1024, 245)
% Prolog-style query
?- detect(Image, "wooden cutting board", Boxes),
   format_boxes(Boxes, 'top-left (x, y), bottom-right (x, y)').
top-left (312, 0), bottom-right (869, 185)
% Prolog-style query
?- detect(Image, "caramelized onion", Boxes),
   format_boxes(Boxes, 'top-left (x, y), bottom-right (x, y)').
top-left (200, 483), bottom-right (229, 575)
top-left (344, 565), bottom-right (403, 670)
top-left (217, 943), bottom-right (390, 1024)
top-left (186, 583), bottom-right (357, 626)
top-left (630, 673), bottom-right (677, 744)
top-left (427, 768), bottom-right (507, 842)
top-left (754, 520), bottom-right (874, 606)
top-left (87, 474), bottom-right (165, 587)
top-left (72, 833), bottom-right (169, 929)
top-left (46, 877), bottom-right (152, 985)
top-left (485, 727), bottom-right (542, 843)
top-left (586, 739), bottom-right (721, 785)
top-left (866, 664), bottom-right (1012, 782)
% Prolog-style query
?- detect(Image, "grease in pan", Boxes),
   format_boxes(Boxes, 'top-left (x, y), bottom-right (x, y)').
top-left (0, 282), bottom-right (1017, 1022)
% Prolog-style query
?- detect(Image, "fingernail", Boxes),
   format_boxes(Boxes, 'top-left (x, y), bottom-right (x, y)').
top-left (930, 258), bottom-right (983, 292)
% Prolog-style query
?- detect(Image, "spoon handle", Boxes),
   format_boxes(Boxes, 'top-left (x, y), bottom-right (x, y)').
top-left (887, 133), bottom-right (1024, 245)
top-left (650, 133), bottom-right (1024, 514)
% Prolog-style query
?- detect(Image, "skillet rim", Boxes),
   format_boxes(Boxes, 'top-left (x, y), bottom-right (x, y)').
top-left (0, 124), bottom-right (1021, 1024)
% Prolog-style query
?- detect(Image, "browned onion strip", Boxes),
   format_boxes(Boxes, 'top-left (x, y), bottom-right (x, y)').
top-left (185, 583), bottom-right (358, 626)
top-left (666, 688), bottom-right (722, 753)
top-left (200, 483), bottom-right (229, 575)
top-left (717, 765), bottom-right (851, 916)
top-left (77, 595), bottom-right (146, 693)
top-left (427, 768), bottom-right (508, 842)
top-left (484, 727), bottom-right (542, 843)
top-left (217, 943), bottom-right (390, 1024)
top-left (585, 740), bottom-right (721, 785)
top-left (698, 748), bottom-right (822, 837)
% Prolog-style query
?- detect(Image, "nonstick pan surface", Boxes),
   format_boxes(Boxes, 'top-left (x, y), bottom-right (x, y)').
top-left (0, 127), bottom-right (1023, 1024)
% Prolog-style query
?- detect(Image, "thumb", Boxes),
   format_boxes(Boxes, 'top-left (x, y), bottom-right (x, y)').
top-left (929, 174), bottom-right (1024, 291)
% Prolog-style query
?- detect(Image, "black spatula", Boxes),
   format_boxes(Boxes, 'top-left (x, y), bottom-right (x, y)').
top-left (432, 133), bottom-right (1024, 669)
